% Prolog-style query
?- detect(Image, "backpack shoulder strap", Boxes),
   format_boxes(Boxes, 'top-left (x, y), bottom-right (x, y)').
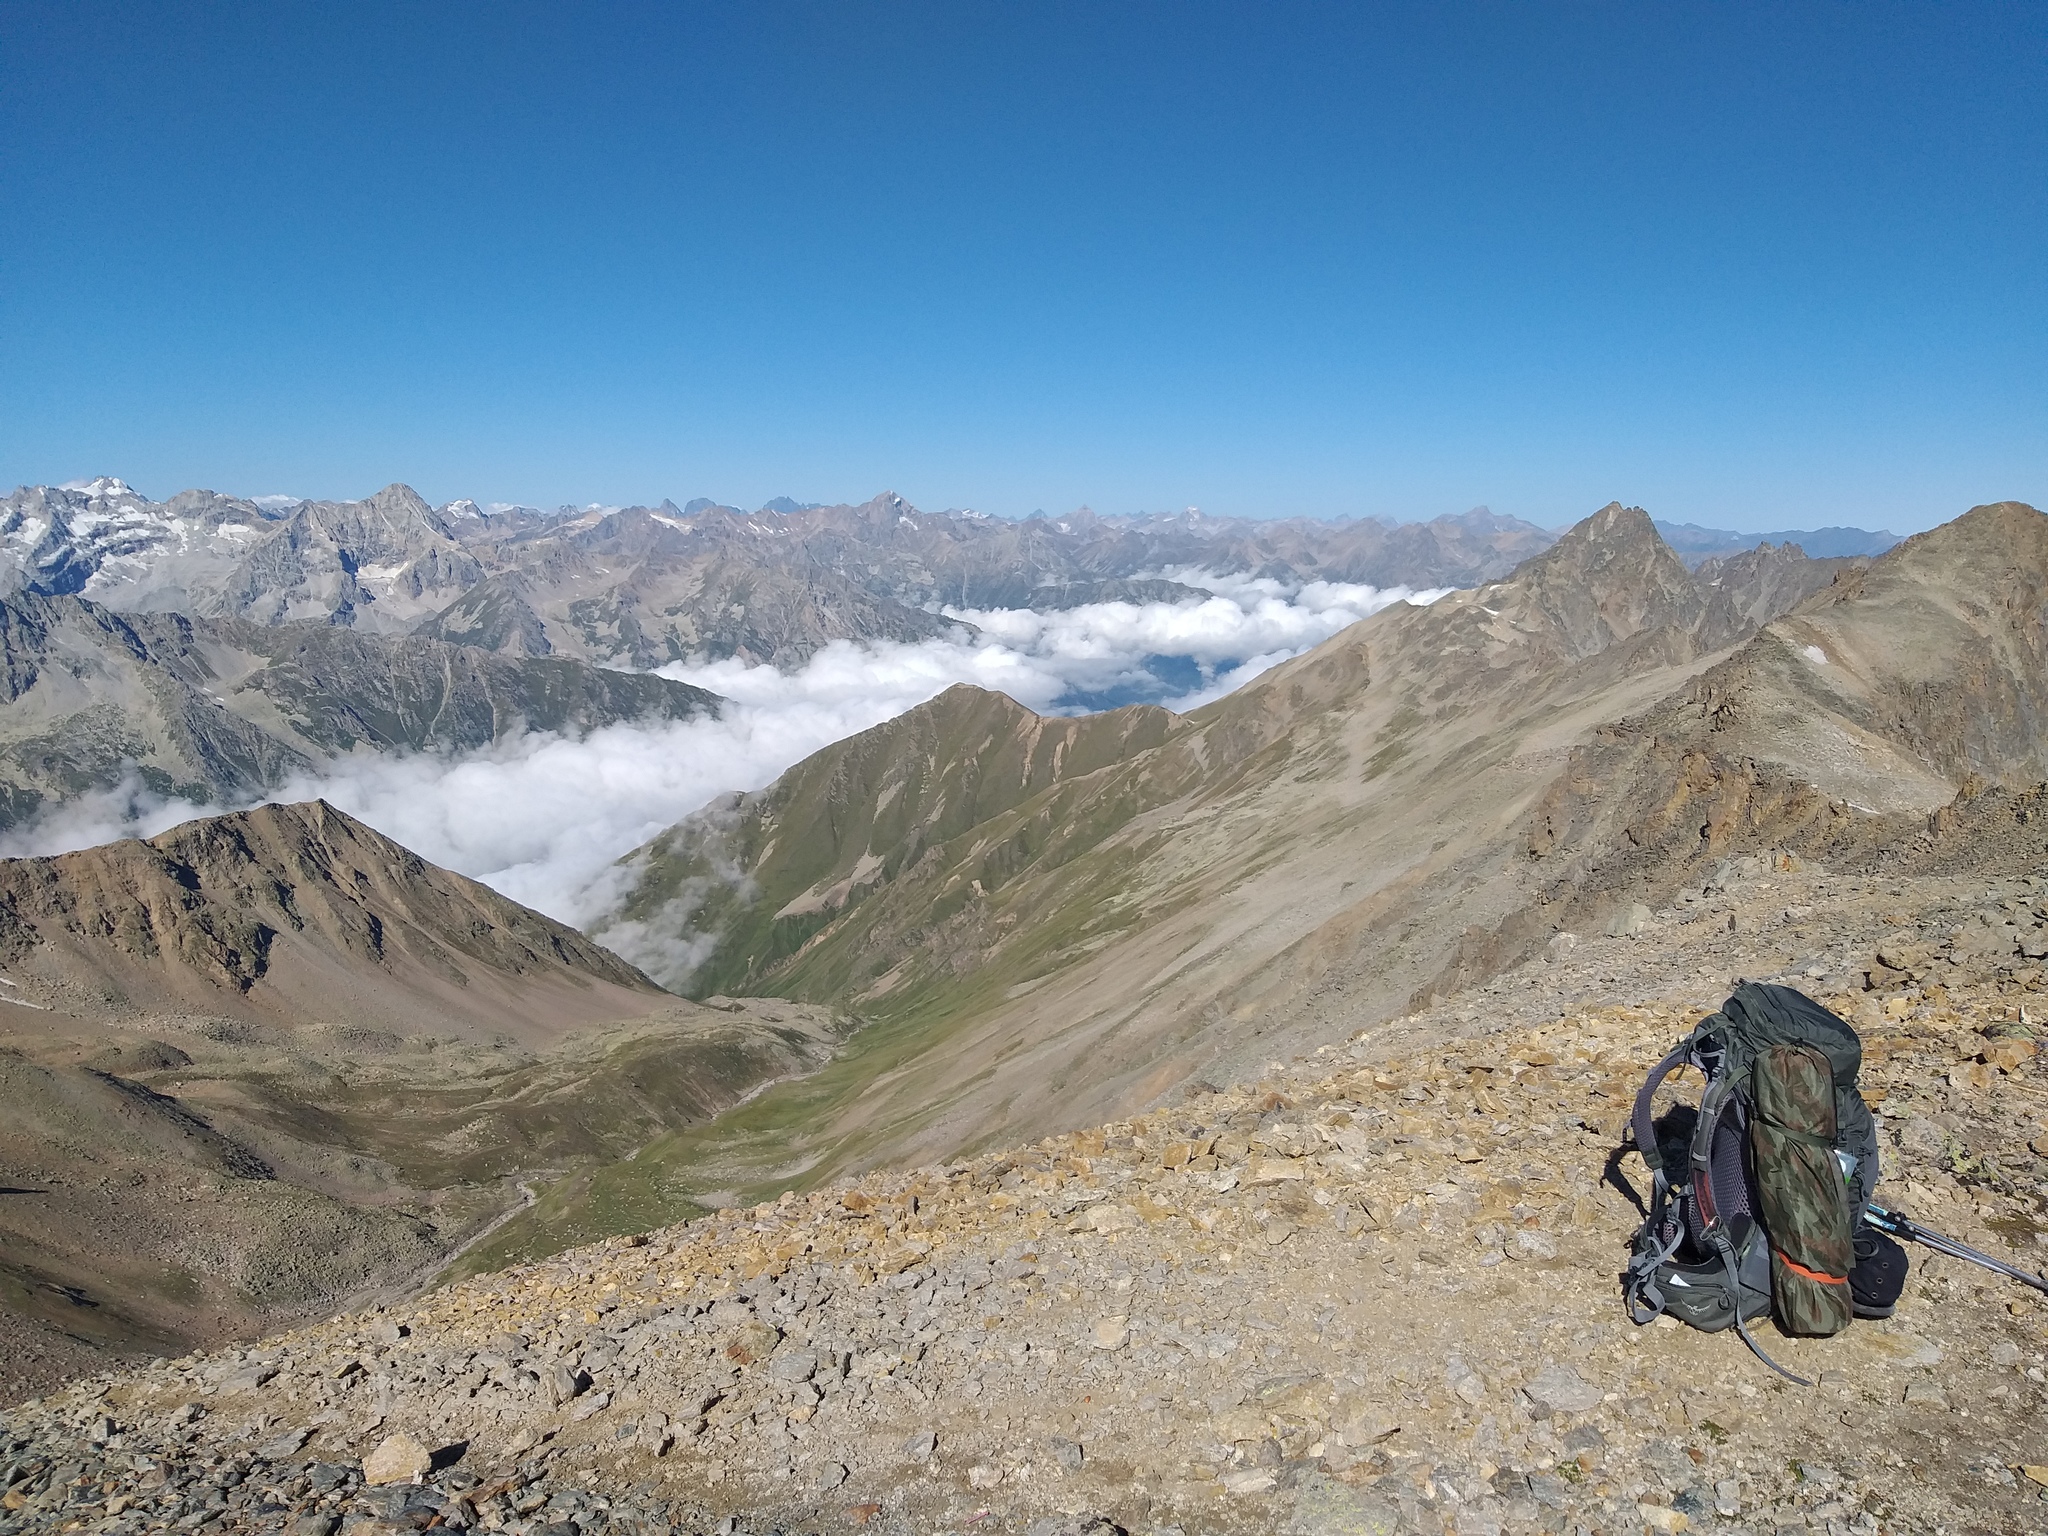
top-left (1629, 1041), bottom-right (1693, 1182)
top-left (1689, 1063), bottom-right (1750, 1230)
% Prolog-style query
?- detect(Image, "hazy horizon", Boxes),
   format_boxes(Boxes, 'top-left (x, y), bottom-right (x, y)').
top-left (18, 474), bottom-right (1938, 538)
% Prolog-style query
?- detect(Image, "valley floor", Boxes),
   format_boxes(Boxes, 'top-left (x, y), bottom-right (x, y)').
top-left (4, 860), bottom-right (2047, 1536)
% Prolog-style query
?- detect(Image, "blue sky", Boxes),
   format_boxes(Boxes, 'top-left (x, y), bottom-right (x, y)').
top-left (3, 3), bottom-right (2040, 531)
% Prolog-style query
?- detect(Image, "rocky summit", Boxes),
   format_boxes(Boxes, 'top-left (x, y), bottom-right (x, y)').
top-left (3, 854), bottom-right (2046, 1536)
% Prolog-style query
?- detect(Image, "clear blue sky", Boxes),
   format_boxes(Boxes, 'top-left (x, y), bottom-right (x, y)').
top-left (3, 3), bottom-right (2041, 531)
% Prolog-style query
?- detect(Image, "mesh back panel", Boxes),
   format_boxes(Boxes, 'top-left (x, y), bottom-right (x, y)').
top-left (1682, 1105), bottom-right (1752, 1252)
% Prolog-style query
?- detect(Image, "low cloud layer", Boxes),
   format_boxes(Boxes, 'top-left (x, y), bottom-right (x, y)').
top-left (0, 576), bottom-right (1443, 933)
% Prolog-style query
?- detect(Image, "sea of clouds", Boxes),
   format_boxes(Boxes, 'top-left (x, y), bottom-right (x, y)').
top-left (0, 575), bottom-right (1443, 932)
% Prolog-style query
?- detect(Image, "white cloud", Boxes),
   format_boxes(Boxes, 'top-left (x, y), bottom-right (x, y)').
top-left (941, 572), bottom-right (1443, 706)
top-left (0, 773), bottom-right (198, 858)
top-left (0, 576), bottom-right (1444, 944)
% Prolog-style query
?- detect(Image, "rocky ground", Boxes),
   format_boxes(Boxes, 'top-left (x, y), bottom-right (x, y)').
top-left (5, 855), bottom-right (2048, 1536)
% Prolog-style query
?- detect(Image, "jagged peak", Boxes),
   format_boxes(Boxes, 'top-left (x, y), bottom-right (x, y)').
top-left (362, 482), bottom-right (436, 517)
top-left (855, 490), bottom-right (917, 518)
top-left (1511, 502), bottom-right (1684, 582)
top-left (283, 482), bottom-right (437, 524)
top-left (1471, 501), bottom-right (1702, 660)
top-left (1578, 500), bottom-right (1658, 541)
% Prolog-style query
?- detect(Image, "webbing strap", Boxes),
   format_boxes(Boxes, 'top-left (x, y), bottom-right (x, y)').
top-left (1714, 1233), bottom-right (1810, 1387)
top-left (1623, 1218), bottom-right (1685, 1324)
top-left (1630, 1043), bottom-right (1691, 1177)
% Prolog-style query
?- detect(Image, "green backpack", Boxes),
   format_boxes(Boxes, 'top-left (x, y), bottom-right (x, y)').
top-left (1622, 983), bottom-right (1879, 1380)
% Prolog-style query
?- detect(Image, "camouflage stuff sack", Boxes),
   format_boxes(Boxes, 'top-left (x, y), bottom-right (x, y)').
top-left (1621, 983), bottom-right (1880, 1379)
top-left (1749, 1042), bottom-right (1857, 1334)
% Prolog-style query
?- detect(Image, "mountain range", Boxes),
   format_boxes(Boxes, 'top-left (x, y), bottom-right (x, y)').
top-left (515, 501), bottom-right (2048, 1256)
top-left (0, 483), bottom-right (2024, 1408)
top-left (1652, 517), bottom-right (1901, 564)
top-left (6, 478), bottom-right (1897, 671)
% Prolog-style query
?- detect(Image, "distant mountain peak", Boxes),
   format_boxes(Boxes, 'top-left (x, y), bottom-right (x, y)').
top-left (59, 476), bottom-right (141, 499)
top-left (1503, 502), bottom-right (1703, 659)
top-left (1537, 502), bottom-right (1672, 571)
top-left (853, 490), bottom-right (917, 522)
top-left (361, 482), bottom-right (435, 518)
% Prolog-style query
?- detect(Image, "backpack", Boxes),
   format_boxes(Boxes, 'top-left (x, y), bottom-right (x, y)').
top-left (1621, 983), bottom-right (1880, 1381)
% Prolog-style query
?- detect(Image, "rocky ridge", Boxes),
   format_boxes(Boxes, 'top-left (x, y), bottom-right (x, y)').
top-left (3, 858), bottom-right (2046, 1535)
top-left (1, 483), bottom-right (1565, 670)
top-left (0, 482), bottom-right (280, 610)
top-left (0, 484), bottom-right (475, 636)
top-left (569, 505), bottom-right (1905, 1217)
top-left (0, 801), bottom-right (665, 1040)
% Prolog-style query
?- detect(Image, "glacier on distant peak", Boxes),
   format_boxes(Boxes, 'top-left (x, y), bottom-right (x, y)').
top-left (59, 476), bottom-right (142, 499)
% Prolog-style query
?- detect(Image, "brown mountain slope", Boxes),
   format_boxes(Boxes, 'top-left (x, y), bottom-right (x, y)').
top-left (0, 799), bottom-right (665, 1044)
top-left (567, 503), bottom-right (1908, 1231)
top-left (0, 801), bottom-right (858, 1398)
top-left (0, 987), bottom-right (851, 1403)
top-left (1490, 500), bottom-right (2048, 984)
top-left (8, 870), bottom-right (2041, 1529)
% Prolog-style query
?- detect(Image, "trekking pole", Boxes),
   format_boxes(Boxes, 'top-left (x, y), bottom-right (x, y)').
top-left (1864, 1203), bottom-right (2048, 1296)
